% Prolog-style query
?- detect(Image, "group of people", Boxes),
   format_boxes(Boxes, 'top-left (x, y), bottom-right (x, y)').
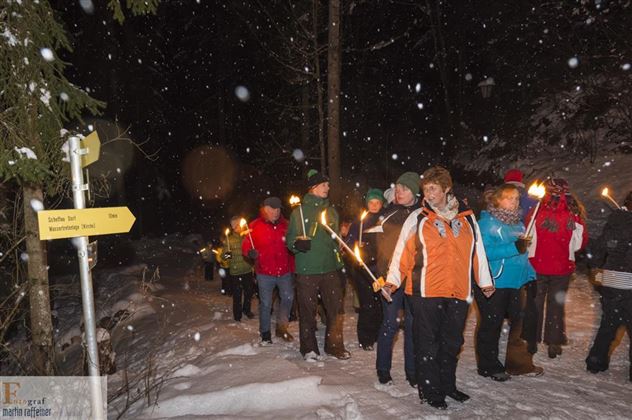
top-left (210, 165), bottom-right (632, 410)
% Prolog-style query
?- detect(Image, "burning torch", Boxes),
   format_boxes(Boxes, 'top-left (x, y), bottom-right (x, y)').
top-left (289, 195), bottom-right (308, 238)
top-left (239, 218), bottom-right (255, 248)
top-left (319, 211), bottom-right (392, 302)
top-left (358, 210), bottom-right (369, 246)
top-left (524, 181), bottom-right (546, 238)
top-left (601, 187), bottom-right (621, 210)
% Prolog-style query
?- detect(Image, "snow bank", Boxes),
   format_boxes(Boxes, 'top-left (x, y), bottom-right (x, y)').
top-left (145, 376), bottom-right (346, 418)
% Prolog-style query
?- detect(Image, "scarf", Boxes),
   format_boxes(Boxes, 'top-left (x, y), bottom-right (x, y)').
top-left (430, 194), bottom-right (460, 221)
top-left (487, 205), bottom-right (521, 225)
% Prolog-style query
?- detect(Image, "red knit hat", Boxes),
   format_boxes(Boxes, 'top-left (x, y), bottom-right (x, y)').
top-left (503, 169), bottom-right (523, 183)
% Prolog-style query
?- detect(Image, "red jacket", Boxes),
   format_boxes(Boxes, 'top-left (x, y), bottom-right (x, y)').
top-left (526, 195), bottom-right (588, 276)
top-left (242, 215), bottom-right (294, 276)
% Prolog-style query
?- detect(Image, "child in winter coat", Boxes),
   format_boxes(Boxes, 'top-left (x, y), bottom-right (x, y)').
top-left (522, 178), bottom-right (588, 358)
top-left (476, 184), bottom-right (543, 381)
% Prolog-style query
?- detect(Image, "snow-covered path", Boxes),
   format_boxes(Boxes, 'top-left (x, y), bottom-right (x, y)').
top-left (107, 246), bottom-right (630, 419)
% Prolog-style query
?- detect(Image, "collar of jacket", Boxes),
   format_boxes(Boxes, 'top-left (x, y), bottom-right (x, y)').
top-left (303, 193), bottom-right (330, 208)
top-left (422, 199), bottom-right (472, 220)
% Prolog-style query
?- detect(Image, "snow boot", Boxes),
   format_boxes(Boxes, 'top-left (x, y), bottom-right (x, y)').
top-left (275, 326), bottom-right (294, 342)
top-left (548, 344), bottom-right (562, 359)
top-left (377, 370), bottom-right (392, 384)
top-left (447, 389), bottom-right (470, 403)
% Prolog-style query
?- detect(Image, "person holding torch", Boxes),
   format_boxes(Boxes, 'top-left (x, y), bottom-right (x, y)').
top-left (286, 169), bottom-right (350, 361)
top-left (387, 166), bottom-right (494, 409)
top-left (344, 188), bottom-right (385, 351)
top-left (522, 178), bottom-right (587, 359)
top-left (220, 216), bottom-right (255, 322)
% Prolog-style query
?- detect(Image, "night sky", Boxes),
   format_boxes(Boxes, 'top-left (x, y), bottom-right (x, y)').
top-left (49, 0), bottom-right (630, 237)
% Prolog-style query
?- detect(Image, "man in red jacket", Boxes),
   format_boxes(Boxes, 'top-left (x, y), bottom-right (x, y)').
top-left (243, 197), bottom-right (295, 344)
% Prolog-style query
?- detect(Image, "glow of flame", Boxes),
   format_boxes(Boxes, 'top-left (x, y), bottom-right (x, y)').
top-left (601, 187), bottom-right (609, 197)
top-left (360, 210), bottom-right (369, 221)
top-left (527, 182), bottom-right (546, 199)
top-left (239, 218), bottom-right (247, 228)
top-left (289, 195), bottom-right (301, 206)
top-left (354, 244), bottom-right (362, 262)
top-left (320, 210), bottom-right (327, 225)
top-left (224, 228), bottom-right (230, 236)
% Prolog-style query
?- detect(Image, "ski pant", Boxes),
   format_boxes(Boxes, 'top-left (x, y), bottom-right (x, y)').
top-left (257, 273), bottom-right (294, 335)
top-left (296, 271), bottom-right (345, 356)
top-left (475, 286), bottom-right (537, 375)
top-left (586, 286), bottom-right (632, 378)
top-left (350, 267), bottom-right (382, 347)
top-left (408, 295), bottom-right (468, 403)
top-left (231, 272), bottom-right (254, 321)
top-left (535, 274), bottom-right (570, 345)
top-left (376, 287), bottom-right (415, 378)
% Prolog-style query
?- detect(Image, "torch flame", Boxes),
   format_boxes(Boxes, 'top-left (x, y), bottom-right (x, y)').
top-left (239, 218), bottom-right (247, 228)
top-left (354, 244), bottom-right (362, 262)
top-left (601, 187), bottom-right (609, 197)
top-left (224, 228), bottom-right (230, 235)
top-left (360, 210), bottom-right (369, 221)
top-left (320, 210), bottom-right (327, 225)
top-left (527, 182), bottom-right (546, 199)
top-left (289, 195), bottom-right (301, 206)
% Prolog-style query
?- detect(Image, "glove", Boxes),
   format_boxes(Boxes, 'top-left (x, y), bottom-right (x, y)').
top-left (294, 238), bottom-right (312, 252)
top-left (248, 249), bottom-right (259, 259)
top-left (515, 238), bottom-right (530, 254)
top-left (222, 251), bottom-right (233, 260)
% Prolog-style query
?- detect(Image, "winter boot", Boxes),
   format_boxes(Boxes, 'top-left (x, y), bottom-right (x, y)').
top-left (260, 331), bottom-right (273, 345)
top-left (447, 389), bottom-right (470, 403)
top-left (377, 370), bottom-right (392, 384)
top-left (275, 326), bottom-right (294, 342)
top-left (548, 344), bottom-right (562, 359)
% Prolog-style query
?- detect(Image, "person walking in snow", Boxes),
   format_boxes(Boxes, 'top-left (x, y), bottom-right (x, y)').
top-left (286, 170), bottom-right (350, 360)
top-left (387, 166), bottom-right (495, 409)
top-left (220, 216), bottom-right (255, 322)
top-left (522, 178), bottom-right (588, 359)
top-left (475, 183), bottom-right (543, 381)
top-left (367, 172), bottom-right (420, 387)
top-left (503, 168), bottom-right (537, 222)
top-left (242, 197), bottom-right (295, 345)
top-left (586, 191), bottom-right (632, 382)
top-left (344, 188), bottom-right (385, 351)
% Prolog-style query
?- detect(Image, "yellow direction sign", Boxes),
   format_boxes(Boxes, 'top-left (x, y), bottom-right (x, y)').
top-left (37, 207), bottom-right (135, 240)
top-left (81, 131), bottom-right (101, 168)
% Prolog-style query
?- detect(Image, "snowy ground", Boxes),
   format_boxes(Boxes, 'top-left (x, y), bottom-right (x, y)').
top-left (101, 239), bottom-right (631, 420)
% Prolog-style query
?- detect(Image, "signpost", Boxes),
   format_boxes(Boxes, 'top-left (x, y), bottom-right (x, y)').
top-left (37, 207), bottom-right (135, 240)
top-left (36, 134), bottom-right (134, 420)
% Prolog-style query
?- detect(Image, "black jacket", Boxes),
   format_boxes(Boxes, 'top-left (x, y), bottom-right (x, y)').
top-left (366, 202), bottom-right (419, 277)
top-left (589, 210), bottom-right (632, 273)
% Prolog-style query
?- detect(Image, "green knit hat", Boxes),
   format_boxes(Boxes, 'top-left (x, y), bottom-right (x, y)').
top-left (365, 188), bottom-right (385, 205)
top-left (306, 169), bottom-right (329, 189)
top-left (396, 172), bottom-right (420, 195)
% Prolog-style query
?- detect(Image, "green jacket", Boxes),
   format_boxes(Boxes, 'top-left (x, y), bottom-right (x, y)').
top-left (220, 231), bottom-right (252, 276)
top-left (286, 193), bottom-right (344, 275)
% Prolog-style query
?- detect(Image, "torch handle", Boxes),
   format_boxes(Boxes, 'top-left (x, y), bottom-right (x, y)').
top-left (299, 205), bottom-right (307, 238)
top-left (524, 200), bottom-right (541, 238)
top-left (321, 222), bottom-right (392, 301)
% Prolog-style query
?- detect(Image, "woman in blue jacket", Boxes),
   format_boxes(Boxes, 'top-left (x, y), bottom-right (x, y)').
top-left (475, 184), bottom-right (543, 381)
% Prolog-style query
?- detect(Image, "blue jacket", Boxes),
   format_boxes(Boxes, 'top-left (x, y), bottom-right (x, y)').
top-left (478, 210), bottom-right (535, 289)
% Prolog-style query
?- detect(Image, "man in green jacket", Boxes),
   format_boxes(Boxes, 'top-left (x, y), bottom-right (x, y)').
top-left (287, 170), bottom-right (350, 360)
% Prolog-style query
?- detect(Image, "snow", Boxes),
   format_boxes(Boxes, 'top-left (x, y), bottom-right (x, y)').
top-left (14, 146), bottom-right (37, 159)
top-left (98, 236), bottom-right (631, 419)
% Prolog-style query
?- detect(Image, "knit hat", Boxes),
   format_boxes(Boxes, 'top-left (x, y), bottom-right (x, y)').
top-left (545, 178), bottom-right (570, 196)
top-left (396, 172), bottom-right (420, 196)
top-left (306, 169), bottom-right (329, 189)
top-left (504, 169), bottom-right (523, 184)
top-left (365, 188), bottom-right (385, 205)
top-left (262, 196), bottom-right (282, 209)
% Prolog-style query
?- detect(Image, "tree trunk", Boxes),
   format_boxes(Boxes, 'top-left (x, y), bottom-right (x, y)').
top-left (312, 0), bottom-right (326, 175)
top-left (326, 0), bottom-right (342, 203)
top-left (301, 81), bottom-right (311, 176)
top-left (22, 183), bottom-right (54, 375)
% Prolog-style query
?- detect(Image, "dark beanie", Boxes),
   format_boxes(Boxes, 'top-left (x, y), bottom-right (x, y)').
top-left (396, 172), bottom-right (420, 196)
top-left (306, 169), bottom-right (329, 189)
top-left (365, 188), bottom-right (385, 205)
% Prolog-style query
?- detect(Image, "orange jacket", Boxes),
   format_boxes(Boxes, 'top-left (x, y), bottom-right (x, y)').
top-left (386, 203), bottom-right (493, 301)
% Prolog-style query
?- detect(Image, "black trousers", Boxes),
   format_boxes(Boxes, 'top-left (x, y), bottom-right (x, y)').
top-left (296, 271), bottom-right (345, 356)
top-left (408, 295), bottom-right (468, 403)
top-left (536, 274), bottom-right (570, 345)
top-left (475, 286), bottom-right (537, 375)
top-left (350, 267), bottom-right (383, 347)
top-left (586, 286), bottom-right (632, 376)
top-left (231, 272), bottom-right (254, 321)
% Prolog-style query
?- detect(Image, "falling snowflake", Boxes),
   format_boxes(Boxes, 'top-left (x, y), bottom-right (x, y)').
top-left (568, 57), bottom-right (579, 68)
top-left (40, 48), bottom-right (54, 62)
top-left (235, 85), bottom-right (250, 102)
